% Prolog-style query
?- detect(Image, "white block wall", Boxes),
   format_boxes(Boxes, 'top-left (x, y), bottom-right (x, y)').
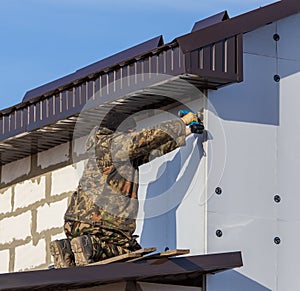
top-left (0, 147), bottom-right (83, 272)
top-left (14, 178), bottom-right (45, 210)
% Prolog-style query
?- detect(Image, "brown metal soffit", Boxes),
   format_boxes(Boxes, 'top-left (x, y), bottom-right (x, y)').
top-left (0, 252), bottom-right (242, 290)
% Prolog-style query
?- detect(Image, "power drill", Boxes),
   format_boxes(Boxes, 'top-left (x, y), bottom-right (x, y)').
top-left (178, 109), bottom-right (204, 134)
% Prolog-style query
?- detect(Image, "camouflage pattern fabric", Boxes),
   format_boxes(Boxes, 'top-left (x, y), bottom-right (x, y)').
top-left (64, 221), bottom-right (141, 261)
top-left (64, 119), bottom-right (186, 242)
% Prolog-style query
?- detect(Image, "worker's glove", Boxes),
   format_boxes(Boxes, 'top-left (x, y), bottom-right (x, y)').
top-left (180, 112), bottom-right (198, 125)
top-left (190, 122), bottom-right (205, 134)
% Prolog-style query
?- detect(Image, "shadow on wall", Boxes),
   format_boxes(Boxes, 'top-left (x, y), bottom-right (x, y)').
top-left (140, 133), bottom-right (206, 251)
top-left (209, 53), bottom-right (280, 126)
top-left (209, 53), bottom-right (300, 126)
top-left (207, 270), bottom-right (272, 291)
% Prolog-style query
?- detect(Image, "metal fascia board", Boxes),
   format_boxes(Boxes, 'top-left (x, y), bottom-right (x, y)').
top-left (0, 252), bottom-right (242, 290)
top-left (176, 0), bottom-right (299, 53)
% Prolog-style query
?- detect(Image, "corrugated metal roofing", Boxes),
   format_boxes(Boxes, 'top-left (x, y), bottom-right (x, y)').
top-left (22, 35), bottom-right (164, 103)
top-left (191, 11), bottom-right (229, 32)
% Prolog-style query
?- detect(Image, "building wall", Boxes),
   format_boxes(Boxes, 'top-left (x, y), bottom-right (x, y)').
top-left (0, 142), bottom-right (84, 272)
top-left (206, 13), bottom-right (300, 291)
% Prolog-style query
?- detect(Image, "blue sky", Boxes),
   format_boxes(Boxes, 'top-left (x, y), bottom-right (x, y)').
top-left (0, 0), bottom-right (276, 110)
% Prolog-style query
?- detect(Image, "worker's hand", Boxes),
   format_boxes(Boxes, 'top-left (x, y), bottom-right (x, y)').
top-left (180, 112), bottom-right (198, 125)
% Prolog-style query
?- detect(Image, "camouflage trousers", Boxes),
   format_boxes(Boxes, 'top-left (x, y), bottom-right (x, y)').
top-left (64, 220), bottom-right (141, 262)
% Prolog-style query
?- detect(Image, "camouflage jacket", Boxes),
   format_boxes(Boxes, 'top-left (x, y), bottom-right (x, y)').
top-left (64, 119), bottom-right (186, 237)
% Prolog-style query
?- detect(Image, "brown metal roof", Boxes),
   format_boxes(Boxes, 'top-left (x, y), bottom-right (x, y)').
top-left (0, 17), bottom-right (243, 166)
top-left (22, 36), bottom-right (164, 103)
top-left (191, 11), bottom-right (229, 32)
top-left (0, 252), bottom-right (242, 290)
top-left (0, 0), bottom-right (298, 166)
top-left (176, 0), bottom-right (300, 53)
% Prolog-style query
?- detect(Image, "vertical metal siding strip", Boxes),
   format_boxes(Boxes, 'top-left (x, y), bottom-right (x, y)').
top-left (121, 66), bottom-right (126, 89)
top-left (212, 44), bottom-right (216, 71)
top-left (158, 52), bottom-right (164, 74)
top-left (102, 73), bottom-right (108, 96)
top-left (154, 54), bottom-right (159, 75)
top-left (107, 72), bottom-right (114, 94)
top-left (113, 71), bottom-right (117, 92)
top-left (6, 115), bottom-right (11, 133)
top-left (135, 60), bottom-right (141, 84)
top-left (67, 89), bottom-right (72, 110)
top-left (40, 100), bottom-right (43, 120)
top-left (203, 46), bottom-right (211, 71)
top-left (224, 39), bottom-right (228, 73)
top-left (8, 114), bottom-right (11, 133)
top-left (95, 77), bottom-right (100, 99)
top-left (16, 110), bottom-right (22, 129)
top-left (129, 63), bottom-right (135, 86)
top-left (127, 65), bottom-right (130, 87)
top-left (143, 57), bottom-right (150, 81)
top-left (61, 91), bottom-right (67, 112)
top-left (214, 41), bottom-right (224, 73)
top-left (199, 48), bottom-right (204, 70)
top-left (27, 105), bottom-right (30, 126)
top-left (120, 67), bottom-right (123, 90)
top-left (163, 51), bottom-right (167, 74)
top-left (179, 47), bottom-right (183, 69)
top-left (226, 36), bottom-right (236, 74)
top-left (88, 81), bottom-right (94, 100)
top-left (35, 102), bottom-right (41, 122)
top-left (81, 83), bottom-right (86, 104)
top-left (85, 81), bottom-right (89, 103)
top-left (28, 104), bottom-right (35, 125)
top-left (141, 59), bottom-right (145, 82)
top-left (58, 93), bottom-right (63, 113)
top-left (190, 50), bottom-right (200, 71)
top-left (171, 47), bottom-right (179, 74)
top-left (44, 99), bottom-right (49, 119)
top-left (236, 34), bottom-right (243, 82)
top-left (165, 50), bottom-right (172, 74)
top-left (21, 108), bottom-right (25, 130)
top-left (99, 75), bottom-right (103, 97)
top-left (134, 62), bottom-right (138, 84)
top-left (2, 116), bottom-right (4, 134)
top-left (10, 111), bottom-right (16, 131)
top-left (149, 55), bottom-right (152, 75)
top-left (106, 73), bottom-right (110, 95)
top-left (185, 52), bottom-right (191, 73)
top-left (74, 86), bottom-right (80, 107)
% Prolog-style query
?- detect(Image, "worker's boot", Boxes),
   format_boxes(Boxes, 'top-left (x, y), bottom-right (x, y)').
top-left (50, 239), bottom-right (75, 268)
top-left (70, 235), bottom-right (94, 266)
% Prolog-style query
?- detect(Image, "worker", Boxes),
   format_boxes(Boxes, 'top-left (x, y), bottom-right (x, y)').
top-left (50, 110), bottom-right (204, 267)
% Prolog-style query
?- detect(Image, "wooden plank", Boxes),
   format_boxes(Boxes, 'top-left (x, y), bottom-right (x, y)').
top-left (127, 249), bottom-right (190, 263)
top-left (131, 247), bottom-right (157, 255)
top-left (88, 247), bottom-right (157, 266)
